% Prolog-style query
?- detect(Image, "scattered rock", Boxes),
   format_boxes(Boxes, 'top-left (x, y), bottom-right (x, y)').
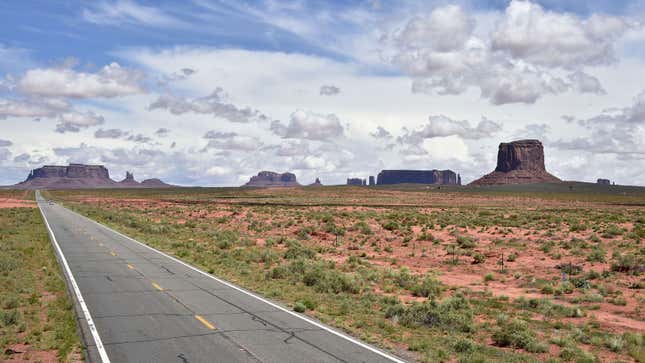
top-left (244, 171), bottom-right (300, 187)
top-left (376, 170), bottom-right (459, 185)
top-left (470, 139), bottom-right (561, 186)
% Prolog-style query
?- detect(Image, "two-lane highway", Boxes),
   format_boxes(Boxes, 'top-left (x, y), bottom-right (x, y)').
top-left (36, 192), bottom-right (406, 363)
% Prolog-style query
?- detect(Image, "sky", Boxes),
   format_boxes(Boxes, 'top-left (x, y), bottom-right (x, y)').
top-left (1, 0), bottom-right (645, 186)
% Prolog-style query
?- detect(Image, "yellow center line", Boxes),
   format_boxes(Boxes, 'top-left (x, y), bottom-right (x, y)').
top-left (127, 264), bottom-right (135, 270)
top-left (151, 282), bottom-right (164, 291)
top-left (195, 315), bottom-right (216, 330)
top-left (110, 251), bottom-right (116, 256)
top-left (99, 242), bottom-right (104, 247)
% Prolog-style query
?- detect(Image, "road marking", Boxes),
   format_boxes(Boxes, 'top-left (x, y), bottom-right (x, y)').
top-left (99, 242), bottom-right (104, 247)
top-left (195, 315), bottom-right (216, 330)
top-left (63, 203), bottom-right (407, 363)
top-left (36, 192), bottom-right (111, 363)
top-left (110, 251), bottom-right (116, 256)
top-left (151, 282), bottom-right (164, 291)
top-left (127, 264), bottom-right (135, 270)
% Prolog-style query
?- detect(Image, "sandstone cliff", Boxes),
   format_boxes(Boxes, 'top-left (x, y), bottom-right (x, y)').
top-left (470, 140), bottom-right (561, 186)
top-left (244, 171), bottom-right (300, 187)
top-left (12, 164), bottom-right (173, 189)
top-left (377, 169), bottom-right (459, 185)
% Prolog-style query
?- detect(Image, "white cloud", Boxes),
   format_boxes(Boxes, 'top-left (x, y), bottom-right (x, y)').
top-left (55, 111), bottom-right (105, 133)
top-left (399, 115), bottom-right (502, 145)
top-left (0, 98), bottom-right (70, 119)
top-left (271, 109), bottom-right (344, 140)
top-left (0, 148), bottom-right (10, 161)
top-left (17, 62), bottom-right (145, 99)
top-left (491, 1), bottom-right (630, 68)
top-left (148, 88), bottom-right (266, 123)
top-left (82, 0), bottom-right (183, 27)
top-left (202, 131), bottom-right (260, 151)
top-left (0, 139), bottom-right (13, 147)
top-left (386, 1), bottom-right (634, 104)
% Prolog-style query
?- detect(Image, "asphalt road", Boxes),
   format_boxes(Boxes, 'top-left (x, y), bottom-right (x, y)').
top-left (36, 192), bottom-right (406, 363)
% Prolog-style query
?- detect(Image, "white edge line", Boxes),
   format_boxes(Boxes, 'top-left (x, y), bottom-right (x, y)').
top-left (36, 192), bottom-right (111, 363)
top-left (62, 201), bottom-right (407, 363)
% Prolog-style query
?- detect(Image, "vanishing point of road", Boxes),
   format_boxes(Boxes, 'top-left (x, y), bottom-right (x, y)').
top-left (36, 191), bottom-right (407, 363)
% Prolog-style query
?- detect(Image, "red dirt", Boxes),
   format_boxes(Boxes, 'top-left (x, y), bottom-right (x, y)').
top-left (0, 198), bottom-right (36, 208)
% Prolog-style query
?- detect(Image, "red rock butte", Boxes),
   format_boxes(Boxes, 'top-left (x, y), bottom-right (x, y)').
top-left (470, 139), bottom-right (561, 186)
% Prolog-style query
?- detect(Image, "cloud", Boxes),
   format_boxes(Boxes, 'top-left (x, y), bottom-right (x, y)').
top-left (386, 1), bottom-right (632, 104)
top-left (95, 128), bottom-right (126, 139)
top-left (126, 133), bottom-right (152, 143)
top-left (82, 0), bottom-right (183, 27)
top-left (271, 109), bottom-right (344, 141)
top-left (263, 140), bottom-right (310, 157)
top-left (319, 85), bottom-right (340, 96)
top-left (154, 128), bottom-right (170, 137)
top-left (491, 1), bottom-right (630, 68)
top-left (55, 111), bottom-right (105, 133)
top-left (148, 88), bottom-right (267, 123)
top-left (0, 139), bottom-right (12, 147)
top-left (552, 90), bottom-right (645, 156)
top-left (398, 115), bottom-right (502, 145)
top-left (202, 131), bottom-right (260, 151)
top-left (17, 62), bottom-right (145, 99)
top-left (370, 126), bottom-right (393, 139)
top-left (0, 148), bottom-right (10, 161)
top-left (0, 98), bottom-right (70, 119)
top-left (13, 153), bottom-right (29, 162)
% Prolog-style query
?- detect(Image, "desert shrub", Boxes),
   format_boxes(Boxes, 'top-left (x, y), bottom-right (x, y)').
top-left (492, 316), bottom-right (547, 353)
top-left (302, 265), bottom-right (362, 294)
top-left (587, 248), bottom-right (606, 263)
top-left (213, 229), bottom-right (239, 249)
top-left (382, 221), bottom-right (399, 231)
top-left (611, 252), bottom-right (645, 275)
top-left (394, 267), bottom-right (415, 289)
top-left (602, 225), bottom-right (624, 238)
top-left (411, 275), bottom-right (443, 298)
top-left (484, 273), bottom-right (495, 282)
top-left (284, 240), bottom-right (316, 260)
top-left (0, 309), bottom-right (19, 327)
top-left (353, 221), bottom-right (372, 235)
top-left (456, 235), bottom-right (476, 249)
top-left (293, 301), bottom-right (306, 313)
top-left (395, 294), bottom-right (474, 333)
top-left (471, 252), bottom-right (485, 264)
top-left (507, 252), bottom-right (517, 262)
top-left (452, 338), bottom-right (476, 353)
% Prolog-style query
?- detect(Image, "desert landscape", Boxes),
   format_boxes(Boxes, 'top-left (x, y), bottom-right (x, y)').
top-left (33, 183), bottom-right (641, 362)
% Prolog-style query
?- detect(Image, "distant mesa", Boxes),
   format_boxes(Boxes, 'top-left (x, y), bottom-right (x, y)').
top-left (10, 164), bottom-right (173, 190)
top-left (597, 178), bottom-right (611, 185)
top-left (309, 177), bottom-right (323, 186)
top-left (470, 139), bottom-right (561, 186)
top-left (377, 170), bottom-right (460, 185)
top-left (244, 171), bottom-right (300, 187)
top-left (347, 178), bottom-right (366, 186)
top-left (368, 176), bottom-right (375, 186)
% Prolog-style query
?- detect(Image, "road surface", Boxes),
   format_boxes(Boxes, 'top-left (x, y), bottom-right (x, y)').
top-left (36, 192), bottom-right (406, 363)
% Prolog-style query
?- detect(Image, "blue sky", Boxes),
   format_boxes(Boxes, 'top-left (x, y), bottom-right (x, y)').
top-left (1, 0), bottom-right (645, 186)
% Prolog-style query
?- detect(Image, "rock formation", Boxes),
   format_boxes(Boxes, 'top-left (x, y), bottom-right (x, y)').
top-left (377, 170), bottom-right (459, 185)
top-left (244, 171), bottom-right (300, 187)
top-left (347, 178), bottom-right (365, 186)
top-left (11, 164), bottom-right (173, 189)
top-left (309, 178), bottom-right (323, 186)
top-left (369, 176), bottom-right (375, 186)
top-left (597, 178), bottom-right (611, 185)
top-left (470, 139), bottom-right (561, 186)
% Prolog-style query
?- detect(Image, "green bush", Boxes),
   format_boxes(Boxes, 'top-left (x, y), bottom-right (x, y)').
top-left (456, 235), bottom-right (476, 249)
top-left (410, 275), bottom-right (443, 298)
top-left (284, 240), bottom-right (316, 260)
top-left (492, 316), bottom-right (546, 353)
top-left (472, 253), bottom-right (486, 264)
top-left (611, 252), bottom-right (645, 275)
top-left (293, 301), bottom-right (306, 313)
top-left (395, 294), bottom-right (474, 333)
